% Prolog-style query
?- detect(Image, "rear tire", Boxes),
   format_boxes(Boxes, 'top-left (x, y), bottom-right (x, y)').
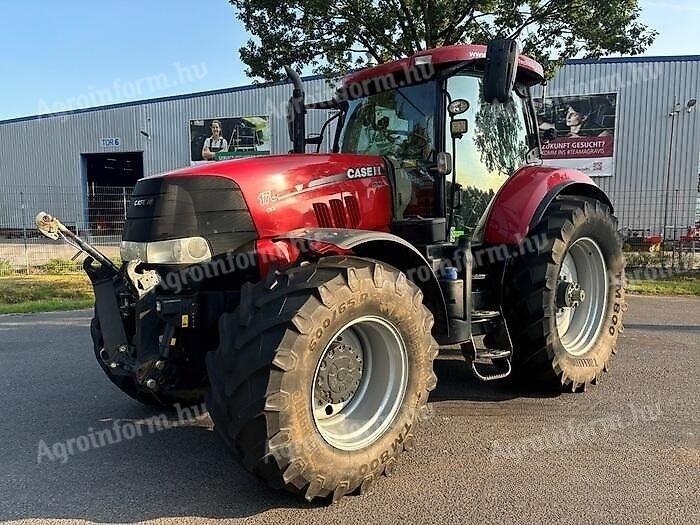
top-left (206, 256), bottom-right (438, 501)
top-left (504, 196), bottom-right (626, 391)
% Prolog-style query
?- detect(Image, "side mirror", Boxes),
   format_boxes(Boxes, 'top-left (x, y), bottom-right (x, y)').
top-left (483, 39), bottom-right (518, 103)
top-left (437, 152), bottom-right (452, 175)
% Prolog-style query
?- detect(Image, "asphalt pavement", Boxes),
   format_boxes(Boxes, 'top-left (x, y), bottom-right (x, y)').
top-left (0, 295), bottom-right (697, 524)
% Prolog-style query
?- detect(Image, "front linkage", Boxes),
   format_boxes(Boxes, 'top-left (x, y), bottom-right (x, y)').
top-left (36, 212), bottom-right (206, 406)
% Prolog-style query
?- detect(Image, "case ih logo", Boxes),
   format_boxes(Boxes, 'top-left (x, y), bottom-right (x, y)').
top-left (132, 198), bottom-right (154, 207)
top-left (346, 166), bottom-right (383, 179)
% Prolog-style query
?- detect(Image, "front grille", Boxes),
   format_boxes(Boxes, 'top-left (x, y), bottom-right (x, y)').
top-left (123, 175), bottom-right (257, 255)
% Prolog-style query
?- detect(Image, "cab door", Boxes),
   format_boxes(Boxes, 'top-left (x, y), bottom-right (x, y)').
top-left (443, 74), bottom-right (532, 239)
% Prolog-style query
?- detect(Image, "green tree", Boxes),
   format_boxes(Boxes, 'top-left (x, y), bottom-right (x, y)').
top-left (229, 0), bottom-right (656, 80)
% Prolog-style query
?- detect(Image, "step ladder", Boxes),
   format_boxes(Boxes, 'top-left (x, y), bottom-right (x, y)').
top-left (464, 309), bottom-right (514, 382)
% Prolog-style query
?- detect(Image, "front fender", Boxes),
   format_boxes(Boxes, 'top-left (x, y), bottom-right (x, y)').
top-left (481, 166), bottom-right (612, 245)
top-left (272, 228), bottom-right (450, 337)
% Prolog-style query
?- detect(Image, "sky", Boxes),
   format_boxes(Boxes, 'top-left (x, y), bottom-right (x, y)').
top-left (0, 0), bottom-right (697, 121)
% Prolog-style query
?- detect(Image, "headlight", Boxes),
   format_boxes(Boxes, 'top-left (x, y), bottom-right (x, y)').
top-left (120, 237), bottom-right (212, 264)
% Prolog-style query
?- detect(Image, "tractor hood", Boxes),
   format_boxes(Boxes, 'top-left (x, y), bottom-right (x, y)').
top-left (125, 154), bottom-right (393, 250)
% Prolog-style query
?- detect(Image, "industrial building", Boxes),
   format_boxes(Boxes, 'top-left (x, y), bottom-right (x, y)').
top-left (0, 55), bottom-right (698, 242)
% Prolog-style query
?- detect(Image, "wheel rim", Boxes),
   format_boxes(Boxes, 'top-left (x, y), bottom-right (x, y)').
top-left (311, 316), bottom-right (408, 451)
top-left (555, 237), bottom-right (609, 357)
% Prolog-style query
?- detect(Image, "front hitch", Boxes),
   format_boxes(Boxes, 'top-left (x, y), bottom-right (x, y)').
top-left (36, 213), bottom-right (138, 373)
top-left (35, 212), bottom-right (200, 396)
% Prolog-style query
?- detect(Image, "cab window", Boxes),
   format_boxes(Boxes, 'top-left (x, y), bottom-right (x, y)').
top-left (339, 81), bottom-right (439, 220)
top-left (340, 82), bottom-right (436, 162)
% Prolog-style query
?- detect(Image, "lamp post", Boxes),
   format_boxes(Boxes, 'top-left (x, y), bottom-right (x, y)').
top-left (661, 98), bottom-right (697, 266)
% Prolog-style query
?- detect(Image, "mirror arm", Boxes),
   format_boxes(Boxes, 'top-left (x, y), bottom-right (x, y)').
top-left (305, 135), bottom-right (323, 145)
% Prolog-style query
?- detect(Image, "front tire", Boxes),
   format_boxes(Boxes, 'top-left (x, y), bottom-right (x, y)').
top-left (504, 196), bottom-right (627, 391)
top-left (206, 256), bottom-right (438, 501)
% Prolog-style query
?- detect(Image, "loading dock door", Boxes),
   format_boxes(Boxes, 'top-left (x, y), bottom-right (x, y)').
top-left (82, 152), bottom-right (143, 236)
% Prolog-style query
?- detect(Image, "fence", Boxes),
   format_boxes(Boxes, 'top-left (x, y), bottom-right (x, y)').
top-left (1, 186), bottom-right (131, 275)
top-left (613, 188), bottom-right (700, 272)
top-left (0, 185), bottom-right (698, 276)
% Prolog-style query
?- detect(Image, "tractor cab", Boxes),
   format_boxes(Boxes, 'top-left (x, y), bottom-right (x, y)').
top-left (293, 42), bottom-right (545, 244)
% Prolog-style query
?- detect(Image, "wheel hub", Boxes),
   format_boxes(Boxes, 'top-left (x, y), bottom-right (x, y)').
top-left (315, 341), bottom-right (363, 406)
top-left (556, 279), bottom-right (586, 309)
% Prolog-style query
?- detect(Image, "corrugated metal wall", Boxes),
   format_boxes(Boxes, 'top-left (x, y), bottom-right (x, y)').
top-left (0, 77), bottom-right (336, 225)
top-left (1, 58), bottom-right (698, 230)
top-left (539, 57), bottom-right (700, 232)
top-left (141, 77), bottom-right (336, 176)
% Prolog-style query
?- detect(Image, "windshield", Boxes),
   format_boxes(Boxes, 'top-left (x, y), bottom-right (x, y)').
top-left (338, 81), bottom-right (437, 162)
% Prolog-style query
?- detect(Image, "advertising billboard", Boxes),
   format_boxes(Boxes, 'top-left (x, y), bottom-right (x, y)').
top-left (535, 93), bottom-right (617, 177)
top-left (189, 116), bottom-right (270, 165)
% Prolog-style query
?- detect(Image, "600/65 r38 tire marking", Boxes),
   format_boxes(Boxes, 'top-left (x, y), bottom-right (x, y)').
top-left (206, 256), bottom-right (438, 502)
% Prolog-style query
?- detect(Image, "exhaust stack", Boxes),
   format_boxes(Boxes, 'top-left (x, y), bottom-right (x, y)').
top-left (284, 66), bottom-right (306, 153)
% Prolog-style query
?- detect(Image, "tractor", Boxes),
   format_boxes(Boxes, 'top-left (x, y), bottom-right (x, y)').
top-left (36, 40), bottom-right (626, 502)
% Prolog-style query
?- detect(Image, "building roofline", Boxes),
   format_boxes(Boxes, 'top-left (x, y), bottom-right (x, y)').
top-left (565, 54), bottom-right (700, 65)
top-left (0, 73), bottom-right (327, 126)
top-left (3, 54), bottom-right (699, 125)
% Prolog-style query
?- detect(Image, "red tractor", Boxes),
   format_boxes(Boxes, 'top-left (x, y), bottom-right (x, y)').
top-left (37, 41), bottom-right (626, 501)
top-left (680, 222), bottom-right (700, 245)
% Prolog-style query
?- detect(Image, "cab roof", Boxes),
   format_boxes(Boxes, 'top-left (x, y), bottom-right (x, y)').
top-left (342, 44), bottom-right (545, 87)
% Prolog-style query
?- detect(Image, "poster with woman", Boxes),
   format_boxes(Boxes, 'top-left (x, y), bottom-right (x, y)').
top-left (535, 93), bottom-right (617, 177)
top-left (190, 116), bottom-right (271, 165)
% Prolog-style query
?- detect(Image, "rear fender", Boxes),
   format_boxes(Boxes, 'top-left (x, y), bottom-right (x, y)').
top-left (270, 228), bottom-right (449, 337)
top-left (481, 166), bottom-right (613, 245)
